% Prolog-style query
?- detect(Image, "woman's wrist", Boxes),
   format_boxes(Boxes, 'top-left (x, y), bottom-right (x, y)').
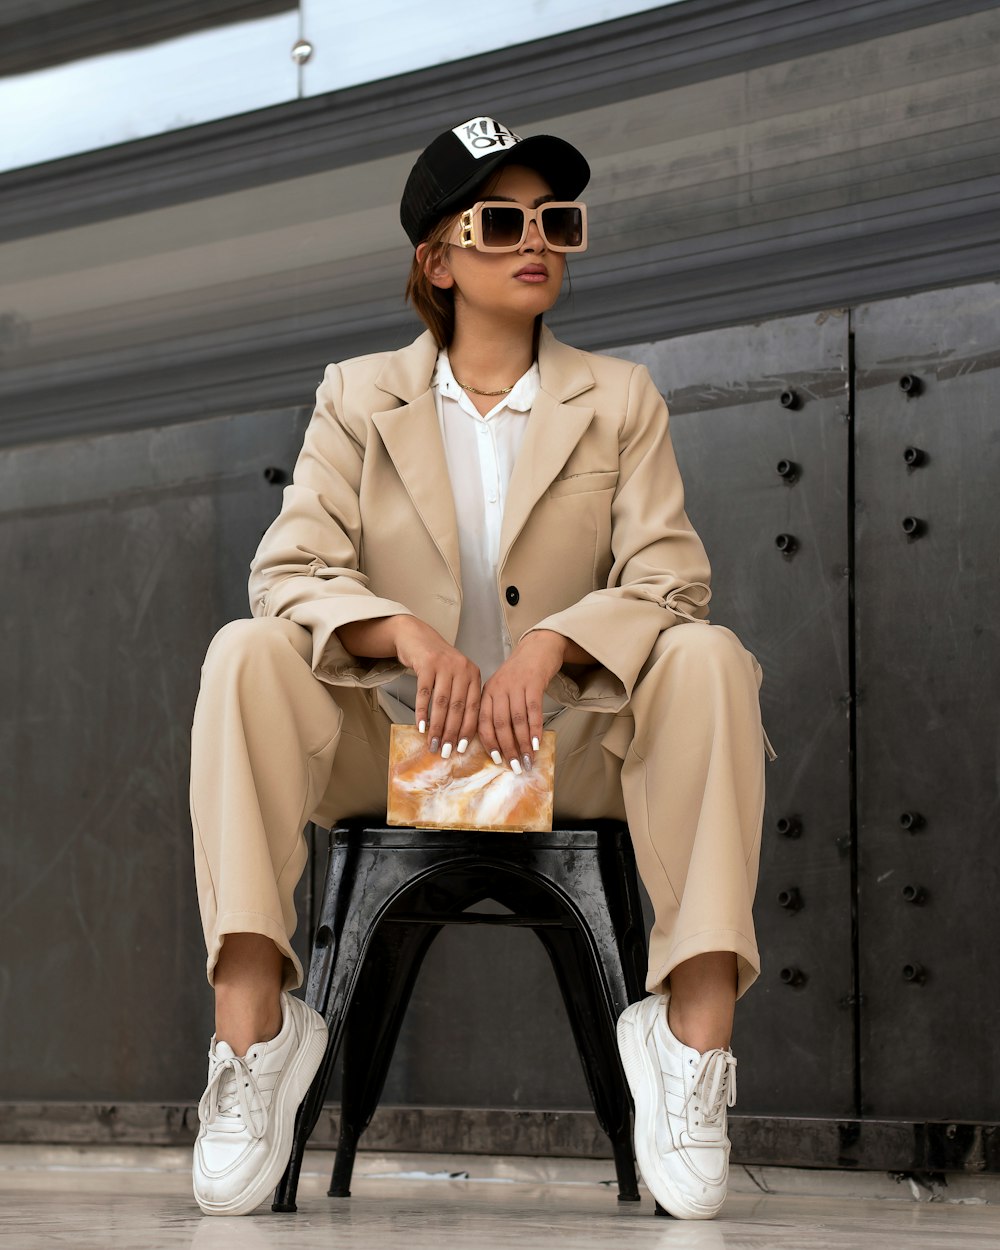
top-left (518, 628), bottom-right (566, 665)
top-left (336, 614), bottom-right (414, 659)
top-left (521, 628), bottom-right (594, 667)
top-left (390, 614), bottom-right (434, 658)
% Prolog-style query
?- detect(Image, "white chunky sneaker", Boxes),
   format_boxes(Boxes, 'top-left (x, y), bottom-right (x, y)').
top-left (617, 991), bottom-right (737, 1220)
top-left (193, 990), bottom-right (328, 1216)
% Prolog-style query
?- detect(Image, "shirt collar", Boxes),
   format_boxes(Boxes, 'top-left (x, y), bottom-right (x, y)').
top-left (433, 348), bottom-right (540, 416)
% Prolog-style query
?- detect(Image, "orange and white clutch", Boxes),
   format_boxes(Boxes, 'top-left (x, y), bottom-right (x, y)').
top-left (387, 724), bottom-right (556, 832)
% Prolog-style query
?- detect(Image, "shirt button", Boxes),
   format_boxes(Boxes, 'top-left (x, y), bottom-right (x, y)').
top-left (505, 586), bottom-right (520, 606)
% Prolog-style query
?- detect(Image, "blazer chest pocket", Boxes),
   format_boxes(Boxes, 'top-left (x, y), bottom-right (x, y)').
top-left (547, 469), bottom-right (619, 498)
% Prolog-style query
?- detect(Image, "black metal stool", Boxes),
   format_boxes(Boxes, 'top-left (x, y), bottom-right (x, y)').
top-left (272, 818), bottom-right (649, 1212)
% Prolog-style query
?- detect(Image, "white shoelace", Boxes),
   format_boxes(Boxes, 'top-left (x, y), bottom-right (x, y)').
top-left (684, 1048), bottom-right (738, 1127)
top-left (198, 1051), bottom-right (268, 1139)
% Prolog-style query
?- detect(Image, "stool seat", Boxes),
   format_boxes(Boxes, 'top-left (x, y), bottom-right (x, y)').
top-left (272, 818), bottom-right (649, 1212)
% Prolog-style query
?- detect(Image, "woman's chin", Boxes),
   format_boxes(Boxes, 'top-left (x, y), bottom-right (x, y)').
top-left (458, 287), bottom-right (560, 324)
top-left (506, 285), bottom-right (561, 316)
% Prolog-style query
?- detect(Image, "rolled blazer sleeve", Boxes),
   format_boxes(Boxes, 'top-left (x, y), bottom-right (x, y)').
top-left (526, 362), bottom-right (712, 707)
top-left (248, 362), bottom-right (414, 685)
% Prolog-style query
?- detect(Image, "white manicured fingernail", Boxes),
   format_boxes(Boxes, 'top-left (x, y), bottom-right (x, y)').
top-left (418, 720), bottom-right (426, 733)
top-left (441, 742), bottom-right (452, 759)
top-left (532, 737), bottom-right (540, 751)
top-left (510, 759), bottom-right (522, 775)
top-left (490, 750), bottom-right (503, 766)
top-left (457, 739), bottom-right (469, 754)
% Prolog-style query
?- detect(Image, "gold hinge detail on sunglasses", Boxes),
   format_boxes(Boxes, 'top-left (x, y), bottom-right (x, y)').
top-left (458, 208), bottom-right (476, 248)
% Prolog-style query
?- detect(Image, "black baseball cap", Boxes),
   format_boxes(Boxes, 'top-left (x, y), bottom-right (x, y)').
top-left (400, 115), bottom-right (591, 247)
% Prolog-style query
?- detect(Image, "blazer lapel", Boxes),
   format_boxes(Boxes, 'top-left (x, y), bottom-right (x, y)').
top-left (499, 326), bottom-right (597, 565)
top-left (369, 324), bottom-right (598, 584)
top-left (372, 333), bottom-right (461, 588)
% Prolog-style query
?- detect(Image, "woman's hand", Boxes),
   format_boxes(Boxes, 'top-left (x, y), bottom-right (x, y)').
top-left (478, 630), bottom-right (568, 774)
top-left (392, 617), bottom-right (482, 757)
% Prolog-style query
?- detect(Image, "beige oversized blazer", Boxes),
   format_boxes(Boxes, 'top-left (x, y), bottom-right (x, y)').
top-left (248, 322), bottom-right (714, 715)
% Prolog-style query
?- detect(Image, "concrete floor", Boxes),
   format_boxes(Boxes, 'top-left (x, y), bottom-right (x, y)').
top-left (1, 1145), bottom-right (998, 1248)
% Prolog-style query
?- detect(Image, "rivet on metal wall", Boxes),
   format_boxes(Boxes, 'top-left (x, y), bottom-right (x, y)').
top-left (263, 466), bottom-right (288, 484)
top-left (898, 374), bottom-right (923, 397)
top-left (903, 446), bottom-right (927, 468)
top-left (776, 458), bottom-right (799, 482)
top-left (775, 533), bottom-right (798, 556)
top-left (779, 966), bottom-right (807, 987)
top-left (777, 887), bottom-right (803, 912)
top-left (899, 811), bottom-right (925, 832)
top-left (901, 516), bottom-right (926, 538)
top-left (291, 39), bottom-right (314, 64)
top-left (902, 962), bottom-right (927, 984)
top-left (779, 389), bottom-right (800, 409)
top-left (901, 884), bottom-right (928, 905)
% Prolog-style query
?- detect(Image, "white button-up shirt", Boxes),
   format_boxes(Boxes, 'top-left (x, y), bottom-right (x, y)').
top-left (377, 347), bottom-right (561, 724)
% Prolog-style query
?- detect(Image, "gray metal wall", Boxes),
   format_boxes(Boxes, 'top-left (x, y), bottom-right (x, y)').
top-left (616, 312), bottom-right (854, 1118)
top-left (619, 284), bottom-right (1000, 1127)
top-left (852, 285), bottom-right (1000, 1121)
top-left (0, 411), bottom-right (309, 1100)
top-left (2, 282), bottom-right (997, 1135)
top-left (1, 0), bottom-right (999, 1163)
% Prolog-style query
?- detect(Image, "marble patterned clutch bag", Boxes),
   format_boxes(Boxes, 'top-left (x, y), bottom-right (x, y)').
top-left (387, 724), bottom-right (556, 832)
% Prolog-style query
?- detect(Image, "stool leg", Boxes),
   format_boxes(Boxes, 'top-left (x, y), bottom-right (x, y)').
top-left (273, 971), bottom-right (361, 1214)
top-left (525, 834), bottom-right (648, 1203)
top-left (534, 925), bottom-right (641, 1202)
top-left (272, 840), bottom-right (386, 1212)
top-left (328, 1125), bottom-right (357, 1199)
top-left (273, 835), bottom-right (438, 1212)
top-left (329, 920), bottom-right (442, 1197)
top-left (597, 830), bottom-right (650, 1007)
top-left (272, 1034), bottom-right (339, 1211)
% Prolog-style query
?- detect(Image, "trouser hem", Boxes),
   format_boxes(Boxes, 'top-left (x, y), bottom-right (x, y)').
top-left (207, 911), bottom-right (304, 992)
top-left (646, 928), bottom-right (761, 1002)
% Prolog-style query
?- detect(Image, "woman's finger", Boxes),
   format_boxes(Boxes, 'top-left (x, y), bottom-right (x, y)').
top-left (508, 689), bottom-right (534, 772)
top-left (526, 687), bottom-right (544, 764)
top-left (477, 691), bottom-right (500, 763)
top-left (440, 672), bottom-right (472, 759)
top-left (491, 690), bottom-right (522, 775)
top-left (425, 669), bottom-right (452, 753)
top-left (457, 674), bottom-right (482, 756)
top-left (414, 667), bottom-right (433, 736)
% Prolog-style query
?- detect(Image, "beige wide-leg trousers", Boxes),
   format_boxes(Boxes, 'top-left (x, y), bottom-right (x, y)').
top-left (190, 616), bottom-right (772, 1001)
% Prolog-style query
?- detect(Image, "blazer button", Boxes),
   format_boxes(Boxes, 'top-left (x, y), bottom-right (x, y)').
top-left (505, 586), bottom-right (520, 606)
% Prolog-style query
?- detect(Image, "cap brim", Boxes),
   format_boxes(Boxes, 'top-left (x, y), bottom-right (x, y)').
top-left (435, 134), bottom-right (591, 218)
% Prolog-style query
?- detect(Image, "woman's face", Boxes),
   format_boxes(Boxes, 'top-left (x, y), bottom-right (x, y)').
top-left (419, 163), bottom-right (567, 325)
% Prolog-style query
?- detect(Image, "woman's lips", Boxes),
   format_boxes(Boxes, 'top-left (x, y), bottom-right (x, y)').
top-left (515, 268), bottom-right (548, 282)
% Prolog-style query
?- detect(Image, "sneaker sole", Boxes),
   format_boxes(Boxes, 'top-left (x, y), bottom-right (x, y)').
top-left (616, 1000), bottom-right (724, 1221)
top-left (194, 1001), bottom-right (329, 1217)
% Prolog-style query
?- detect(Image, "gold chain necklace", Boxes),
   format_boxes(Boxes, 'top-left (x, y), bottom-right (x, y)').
top-left (452, 376), bottom-right (515, 396)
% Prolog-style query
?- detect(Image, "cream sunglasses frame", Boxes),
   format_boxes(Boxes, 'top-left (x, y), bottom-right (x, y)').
top-left (448, 200), bottom-right (588, 253)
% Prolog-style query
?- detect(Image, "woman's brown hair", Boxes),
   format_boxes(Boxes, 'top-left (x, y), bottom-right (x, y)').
top-left (404, 210), bottom-right (463, 350)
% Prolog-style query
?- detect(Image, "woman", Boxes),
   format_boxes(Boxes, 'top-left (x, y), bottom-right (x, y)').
top-left (189, 115), bottom-right (775, 1220)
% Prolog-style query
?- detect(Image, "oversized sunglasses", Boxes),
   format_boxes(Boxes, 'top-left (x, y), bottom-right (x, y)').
top-left (449, 200), bottom-right (588, 253)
